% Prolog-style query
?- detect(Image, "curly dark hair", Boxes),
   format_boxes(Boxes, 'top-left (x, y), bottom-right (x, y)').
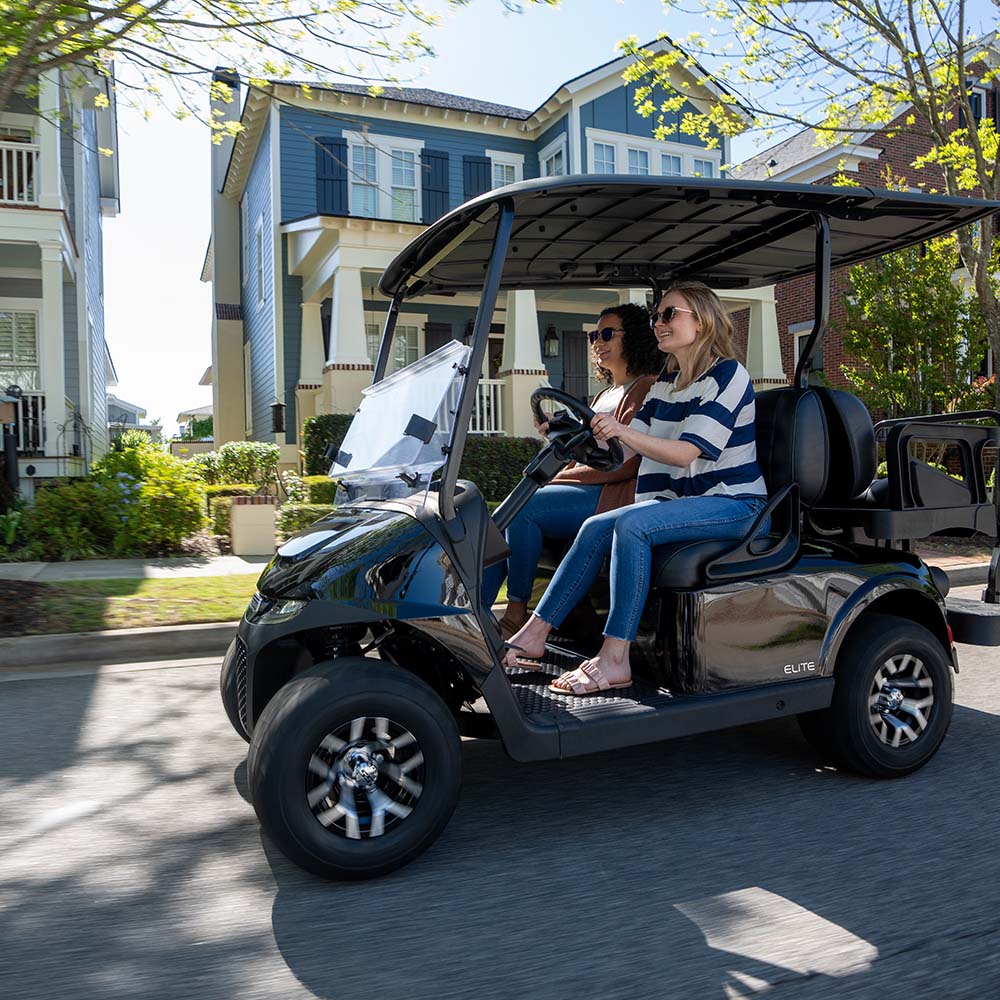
top-left (592, 302), bottom-right (662, 384)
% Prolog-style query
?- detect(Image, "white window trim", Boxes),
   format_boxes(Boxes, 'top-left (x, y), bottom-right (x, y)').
top-left (343, 130), bottom-right (424, 222)
top-left (969, 84), bottom-right (989, 123)
top-left (0, 301), bottom-right (41, 386)
top-left (538, 134), bottom-right (568, 177)
top-left (584, 126), bottom-right (722, 178)
top-left (790, 320), bottom-right (821, 369)
top-left (241, 198), bottom-right (250, 285)
top-left (255, 214), bottom-right (265, 308)
top-left (485, 148), bottom-right (525, 188)
top-left (365, 311), bottom-right (428, 371)
top-left (243, 341), bottom-right (253, 436)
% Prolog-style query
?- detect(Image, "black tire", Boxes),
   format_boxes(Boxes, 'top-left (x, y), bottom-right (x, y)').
top-left (248, 657), bottom-right (461, 880)
top-left (796, 708), bottom-right (843, 764)
top-left (220, 640), bottom-right (250, 743)
top-left (827, 613), bottom-right (953, 778)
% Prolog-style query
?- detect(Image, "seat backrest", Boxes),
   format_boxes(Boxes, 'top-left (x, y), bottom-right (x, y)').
top-left (754, 388), bottom-right (830, 505)
top-left (813, 387), bottom-right (878, 504)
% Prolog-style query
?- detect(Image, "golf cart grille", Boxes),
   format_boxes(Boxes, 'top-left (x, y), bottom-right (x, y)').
top-left (234, 638), bottom-right (249, 730)
top-left (507, 644), bottom-right (674, 720)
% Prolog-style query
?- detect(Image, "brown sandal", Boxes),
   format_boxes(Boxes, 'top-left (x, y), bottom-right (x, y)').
top-left (549, 660), bottom-right (632, 696)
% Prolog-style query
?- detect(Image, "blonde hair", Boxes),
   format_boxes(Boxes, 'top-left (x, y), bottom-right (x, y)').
top-left (660, 281), bottom-right (739, 388)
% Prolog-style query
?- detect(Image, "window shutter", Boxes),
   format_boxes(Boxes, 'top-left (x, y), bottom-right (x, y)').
top-left (0, 313), bottom-right (13, 364)
top-left (15, 313), bottom-right (37, 364)
top-left (316, 136), bottom-right (348, 215)
top-left (463, 155), bottom-right (491, 200)
top-left (421, 149), bottom-right (449, 223)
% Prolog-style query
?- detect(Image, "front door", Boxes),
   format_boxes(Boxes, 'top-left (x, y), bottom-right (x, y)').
top-left (562, 330), bottom-right (590, 401)
top-left (424, 322), bottom-right (452, 355)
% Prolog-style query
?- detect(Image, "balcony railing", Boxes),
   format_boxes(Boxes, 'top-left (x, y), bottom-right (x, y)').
top-left (470, 379), bottom-right (504, 435)
top-left (0, 141), bottom-right (39, 206)
top-left (15, 392), bottom-right (45, 453)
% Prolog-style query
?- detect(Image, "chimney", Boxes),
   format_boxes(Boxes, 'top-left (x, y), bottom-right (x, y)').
top-left (210, 67), bottom-right (241, 193)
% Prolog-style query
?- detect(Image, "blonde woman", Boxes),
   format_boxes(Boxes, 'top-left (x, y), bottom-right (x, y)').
top-left (504, 282), bottom-right (768, 695)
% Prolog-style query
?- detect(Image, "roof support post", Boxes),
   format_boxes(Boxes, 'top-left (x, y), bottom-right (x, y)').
top-left (794, 214), bottom-right (831, 389)
top-left (439, 199), bottom-right (515, 523)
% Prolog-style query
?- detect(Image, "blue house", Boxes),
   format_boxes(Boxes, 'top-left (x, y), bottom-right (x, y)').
top-left (0, 68), bottom-right (120, 494)
top-left (204, 43), bottom-right (770, 462)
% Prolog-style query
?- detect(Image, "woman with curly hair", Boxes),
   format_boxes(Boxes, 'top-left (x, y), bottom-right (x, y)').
top-left (485, 301), bottom-right (662, 639)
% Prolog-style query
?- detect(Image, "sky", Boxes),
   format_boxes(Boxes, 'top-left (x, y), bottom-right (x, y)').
top-left (100, 0), bottom-right (736, 435)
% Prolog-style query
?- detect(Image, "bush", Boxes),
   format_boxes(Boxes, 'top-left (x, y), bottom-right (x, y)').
top-left (302, 475), bottom-right (339, 504)
top-left (303, 414), bottom-right (354, 475)
top-left (204, 485), bottom-right (258, 535)
top-left (188, 440), bottom-right (280, 486)
top-left (276, 503), bottom-right (336, 540)
top-left (459, 436), bottom-right (541, 501)
top-left (23, 480), bottom-right (120, 560)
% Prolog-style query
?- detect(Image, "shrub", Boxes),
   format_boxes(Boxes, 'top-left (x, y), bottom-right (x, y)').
top-left (280, 470), bottom-right (307, 504)
top-left (276, 503), bottom-right (336, 540)
top-left (187, 440), bottom-right (280, 486)
top-left (459, 436), bottom-right (541, 501)
top-left (302, 475), bottom-right (339, 504)
top-left (187, 450), bottom-right (221, 484)
top-left (23, 480), bottom-right (119, 560)
top-left (303, 414), bottom-right (354, 475)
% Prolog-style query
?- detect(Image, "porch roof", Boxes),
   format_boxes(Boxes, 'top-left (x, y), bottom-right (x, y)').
top-left (379, 176), bottom-right (1000, 297)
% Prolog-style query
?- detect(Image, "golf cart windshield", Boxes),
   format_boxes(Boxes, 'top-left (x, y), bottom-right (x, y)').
top-left (330, 339), bottom-right (470, 501)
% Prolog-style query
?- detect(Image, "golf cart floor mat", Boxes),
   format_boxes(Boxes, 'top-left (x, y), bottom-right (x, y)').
top-left (506, 643), bottom-right (674, 720)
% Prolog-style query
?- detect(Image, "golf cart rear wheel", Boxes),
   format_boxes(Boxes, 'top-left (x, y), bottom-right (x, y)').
top-left (827, 613), bottom-right (953, 778)
top-left (248, 657), bottom-right (461, 880)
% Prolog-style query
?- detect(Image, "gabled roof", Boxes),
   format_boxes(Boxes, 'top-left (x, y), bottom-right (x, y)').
top-left (106, 394), bottom-right (146, 417)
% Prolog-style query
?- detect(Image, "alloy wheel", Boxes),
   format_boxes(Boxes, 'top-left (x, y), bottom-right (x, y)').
top-left (867, 653), bottom-right (935, 749)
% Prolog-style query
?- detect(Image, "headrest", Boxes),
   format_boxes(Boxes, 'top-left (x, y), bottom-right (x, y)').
top-left (813, 388), bottom-right (877, 503)
top-left (754, 388), bottom-right (829, 506)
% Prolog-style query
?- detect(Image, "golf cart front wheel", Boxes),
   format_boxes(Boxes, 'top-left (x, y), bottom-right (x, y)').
top-left (825, 613), bottom-right (953, 778)
top-left (248, 658), bottom-right (461, 880)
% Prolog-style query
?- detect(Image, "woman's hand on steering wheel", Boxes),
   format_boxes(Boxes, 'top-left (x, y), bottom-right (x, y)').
top-left (590, 412), bottom-right (626, 445)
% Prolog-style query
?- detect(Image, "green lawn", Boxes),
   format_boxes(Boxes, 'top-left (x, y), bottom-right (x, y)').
top-left (28, 574), bottom-right (259, 635)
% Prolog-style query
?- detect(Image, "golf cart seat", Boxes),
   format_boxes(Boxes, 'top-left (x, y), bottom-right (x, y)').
top-left (809, 387), bottom-right (999, 541)
top-left (651, 387), bottom-right (830, 590)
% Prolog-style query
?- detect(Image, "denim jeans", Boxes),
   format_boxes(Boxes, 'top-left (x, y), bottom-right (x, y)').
top-left (533, 494), bottom-right (770, 642)
top-left (482, 483), bottom-right (603, 608)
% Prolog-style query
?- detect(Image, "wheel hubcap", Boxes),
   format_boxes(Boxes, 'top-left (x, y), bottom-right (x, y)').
top-left (868, 654), bottom-right (935, 748)
top-left (306, 716), bottom-right (424, 840)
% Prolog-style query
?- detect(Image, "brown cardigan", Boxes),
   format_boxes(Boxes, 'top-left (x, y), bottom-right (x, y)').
top-left (552, 374), bottom-right (657, 514)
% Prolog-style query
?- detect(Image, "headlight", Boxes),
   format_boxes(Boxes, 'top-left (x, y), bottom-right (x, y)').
top-left (253, 597), bottom-right (308, 624)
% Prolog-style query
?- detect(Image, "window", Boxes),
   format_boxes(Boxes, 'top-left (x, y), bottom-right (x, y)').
top-left (243, 341), bottom-right (253, 435)
top-left (791, 321), bottom-right (823, 372)
top-left (693, 158), bottom-right (715, 177)
top-left (486, 149), bottom-right (524, 190)
top-left (661, 154), bottom-right (682, 176)
top-left (539, 134), bottom-right (567, 177)
top-left (366, 322), bottom-right (380, 365)
top-left (351, 144), bottom-right (378, 218)
top-left (0, 309), bottom-right (39, 390)
top-left (390, 149), bottom-right (417, 222)
top-left (255, 214), bottom-right (264, 307)
top-left (366, 320), bottom-right (422, 371)
top-left (344, 131), bottom-right (424, 220)
top-left (593, 142), bottom-right (616, 173)
top-left (628, 149), bottom-right (650, 176)
top-left (968, 84), bottom-right (988, 124)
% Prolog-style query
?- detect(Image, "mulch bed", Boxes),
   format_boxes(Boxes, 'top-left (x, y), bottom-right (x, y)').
top-left (0, 580), bottom-right (51, 637)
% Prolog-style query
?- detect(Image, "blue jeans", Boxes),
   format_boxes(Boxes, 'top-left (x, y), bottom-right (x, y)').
top-left (533, 495), bottom-right (769, 642)
top-left (482, 484), bottom-right (602, 607)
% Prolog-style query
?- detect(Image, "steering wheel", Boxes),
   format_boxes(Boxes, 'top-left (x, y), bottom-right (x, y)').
top-left (530, 386), bottom-right (624, 472)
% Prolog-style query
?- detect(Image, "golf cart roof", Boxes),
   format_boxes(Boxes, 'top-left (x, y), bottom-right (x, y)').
top-left (379, 176), bottom-right (1000, 297)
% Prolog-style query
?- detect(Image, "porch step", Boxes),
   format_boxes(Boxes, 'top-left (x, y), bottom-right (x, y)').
top-left (946, 597), bottom-right (1000, 646)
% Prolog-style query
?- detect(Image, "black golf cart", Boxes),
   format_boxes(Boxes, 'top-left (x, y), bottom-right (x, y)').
top-left (222, 177), bottom-right (1000, 880)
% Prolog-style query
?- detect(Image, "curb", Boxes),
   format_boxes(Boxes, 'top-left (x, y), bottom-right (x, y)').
top-left (0, 621), bottom-right (239, 670)
top-left (938, 564), bottom-right (990, 588)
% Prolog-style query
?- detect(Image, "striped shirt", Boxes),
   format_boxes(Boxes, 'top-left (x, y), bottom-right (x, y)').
top-left (630, 358), bottom-right (767, 503)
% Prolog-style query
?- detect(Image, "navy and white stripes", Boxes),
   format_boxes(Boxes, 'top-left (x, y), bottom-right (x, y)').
top-left (630, 358), bottom-right (767, 503)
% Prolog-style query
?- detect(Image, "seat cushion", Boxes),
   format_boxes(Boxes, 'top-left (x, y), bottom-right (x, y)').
top-left (651, 537), bottom-right (753, 591)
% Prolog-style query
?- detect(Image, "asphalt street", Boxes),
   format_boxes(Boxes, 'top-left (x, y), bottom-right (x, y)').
top-left (1, 598), bottom-right (999, 999)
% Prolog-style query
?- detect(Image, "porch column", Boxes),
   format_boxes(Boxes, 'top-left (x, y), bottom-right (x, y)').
top-left (320, 266), bottom-right (372, 415)
top-left (744, 286), bottom-right (788, 389)
top-left (295, 300), bottom-right (325, 451)
top-left (40, 243), bottom-right (66, 456)
top-left (500, 290), bottom-right (549, 437)
top-left (37, 70), bottom-right (62, 211)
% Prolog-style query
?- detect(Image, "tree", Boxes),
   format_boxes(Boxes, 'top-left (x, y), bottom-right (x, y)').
top-left (181, 415), bottom-right (213, 440)
top-left (0, 1), bottom-right (540, 138)
top-left (621, 1), bottom-right (1000, 404)
top-left (839, 236), bottom-right (989, 418)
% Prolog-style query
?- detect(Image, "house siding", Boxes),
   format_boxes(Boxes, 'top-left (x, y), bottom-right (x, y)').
top-left (62, 280), bottom-right (79, 407)
top-left (278, 105), bottom-right (538, 221)
top-left (240, 115), bottom-right (276, 440)
top-left (536, 116), bottom-right (568, 153)
top-left (579, 88), bottom-right (720, 170)
top-left (61, 116), bottom-right (76, 236)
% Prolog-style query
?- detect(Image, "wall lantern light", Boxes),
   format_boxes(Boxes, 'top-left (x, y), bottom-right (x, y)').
top-left (543, 324), bottom-right (560, 359)
top-left (270, 399), bottom-right (286, 434)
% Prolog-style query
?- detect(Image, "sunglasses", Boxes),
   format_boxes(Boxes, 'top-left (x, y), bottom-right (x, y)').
top-left (588, 326), bottom-right (625, 344)
top-left (650, 306), bottom-right (695, 327)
